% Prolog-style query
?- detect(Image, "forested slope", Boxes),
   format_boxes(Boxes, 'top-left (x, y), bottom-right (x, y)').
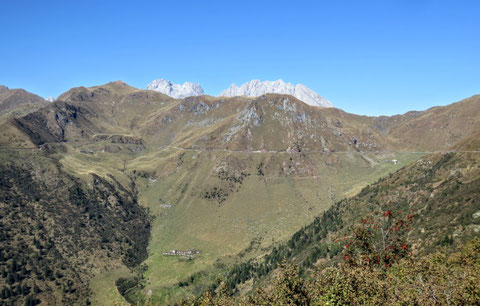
top-left (0, 150), bottom-right (150, 305)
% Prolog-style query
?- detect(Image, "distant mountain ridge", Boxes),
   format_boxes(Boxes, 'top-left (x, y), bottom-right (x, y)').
top-left (147, 78), bottom-right (204, 99)
top-left (219, 79), bottom-right (333, 108)
top-left (145, 78), bottom-right (333, 108)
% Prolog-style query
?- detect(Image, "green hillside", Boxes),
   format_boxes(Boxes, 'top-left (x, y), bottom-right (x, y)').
top-left (192, 149), bottom-right (480, 303)
top-left (0, 82), bottom-right (479, 304)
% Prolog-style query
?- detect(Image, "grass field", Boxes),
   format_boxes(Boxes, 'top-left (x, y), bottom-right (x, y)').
top-left (8, 135), bottom-right (420, 306)
top-left (88, 148), bottom-right (423, 304)
top-left (90, 267), bottom-right (134, 306)
top-left (17, 144), bottom-right (421, 305)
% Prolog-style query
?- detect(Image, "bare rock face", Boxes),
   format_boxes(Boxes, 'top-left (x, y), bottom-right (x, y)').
top-left (219, 79), bottom-right (333, 108)
top-left (147, 78), bottom-right (204, 99)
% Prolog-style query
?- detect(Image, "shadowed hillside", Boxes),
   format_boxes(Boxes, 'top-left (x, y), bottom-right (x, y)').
top-left (0, 150), bottom-right (150, 305)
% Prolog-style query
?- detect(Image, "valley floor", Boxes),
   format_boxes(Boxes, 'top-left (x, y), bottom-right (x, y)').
top-left (88, 149), bottom-right (423, 305)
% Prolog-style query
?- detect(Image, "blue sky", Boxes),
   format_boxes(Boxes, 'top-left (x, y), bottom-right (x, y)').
top-left (1, 0), bottom-right (479, 116)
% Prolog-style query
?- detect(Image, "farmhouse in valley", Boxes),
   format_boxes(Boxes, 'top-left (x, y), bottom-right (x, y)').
top-left (163, 249), bottom-right (202, 256)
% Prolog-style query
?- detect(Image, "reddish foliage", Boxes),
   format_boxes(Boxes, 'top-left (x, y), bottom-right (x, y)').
top-left (342, 208), bottom-right (413, 269)
top-left (383, 211), bottom-right (393, 217)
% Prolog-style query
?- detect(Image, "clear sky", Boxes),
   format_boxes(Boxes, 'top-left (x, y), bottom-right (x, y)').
top-left (1, 0), bottom-right (479, 116)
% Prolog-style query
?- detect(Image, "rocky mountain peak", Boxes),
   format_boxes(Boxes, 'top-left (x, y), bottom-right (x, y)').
top-left (219, 79), bottom-right (333, 108)
top-left (147, 78), bottom-right (204, 99)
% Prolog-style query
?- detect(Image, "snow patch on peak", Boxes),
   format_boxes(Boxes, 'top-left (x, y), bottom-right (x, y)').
top-left (46, 96), bottom-right (55, 102)
top-left (147, 78), bottom-right (204, 99)
top-left (219, 79), bottom-right (333, 108)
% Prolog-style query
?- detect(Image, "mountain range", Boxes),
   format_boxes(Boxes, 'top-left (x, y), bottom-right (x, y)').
top-left (219, 79), bottom-right (333, 108)
top-left (147, 79), bottom-right (204, 99)
top-left (146, 78), bottom-right (333, 108)
top-left (0, 80), bottom-right (478, 305)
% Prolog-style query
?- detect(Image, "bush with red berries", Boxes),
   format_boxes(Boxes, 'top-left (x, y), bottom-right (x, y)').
top-left (342, 206), bottom-right (414, 269)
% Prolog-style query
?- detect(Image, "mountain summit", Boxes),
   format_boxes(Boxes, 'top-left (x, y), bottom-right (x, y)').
top-left (219, 79), bottom-right (333, 108)
top-left (0, 85), bottom-right (46, 114)
top-left (147, 78), bottom-right (204, 99)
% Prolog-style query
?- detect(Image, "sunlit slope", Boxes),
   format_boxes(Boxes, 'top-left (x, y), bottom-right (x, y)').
top-left (2, 81), bottom-right (480, 304)
top-left (54, 82), bottom-right (402, 153)
top-left (0, 85), bottom-right (47, 116)
top-left (126, 146), bottom-right (420, 303)
top-left (25, 81), bottom-right (480, 156)
top-left (377, 95), bottom-right (480, 151)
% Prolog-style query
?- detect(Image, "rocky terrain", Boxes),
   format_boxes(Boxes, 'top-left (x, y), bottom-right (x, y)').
top-left (147, 79), bottom-right (204, 99)
top-left (219, 79), bottom-right (333, 108)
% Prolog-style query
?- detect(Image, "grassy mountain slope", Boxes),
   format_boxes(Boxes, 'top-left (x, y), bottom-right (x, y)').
top-left (0, 81), bottom-right (479, 304)
top-left (213, 147), bottom-right (480, 298)
top-left (376, 95), bottom-right (480, 151)
top-left (0, 85), bottom-right (47, 118)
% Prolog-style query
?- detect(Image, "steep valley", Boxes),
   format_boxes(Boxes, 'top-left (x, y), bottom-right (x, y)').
top-left (0, 81), bottom-right (479, 304)
top-left (186, 147), bottom-right (480, 304)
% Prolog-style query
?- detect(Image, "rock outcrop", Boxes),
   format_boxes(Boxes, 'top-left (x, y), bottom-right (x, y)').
top-left (219, 79), bottom-right (333, 108)
top-left (147, 79), bottom-right (204, 99)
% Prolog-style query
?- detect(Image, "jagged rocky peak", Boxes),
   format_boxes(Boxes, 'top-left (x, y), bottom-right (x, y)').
top-left (219, 79), bottom-right (333, 108)
top-left (147, 78), bottom-right (204, 99)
